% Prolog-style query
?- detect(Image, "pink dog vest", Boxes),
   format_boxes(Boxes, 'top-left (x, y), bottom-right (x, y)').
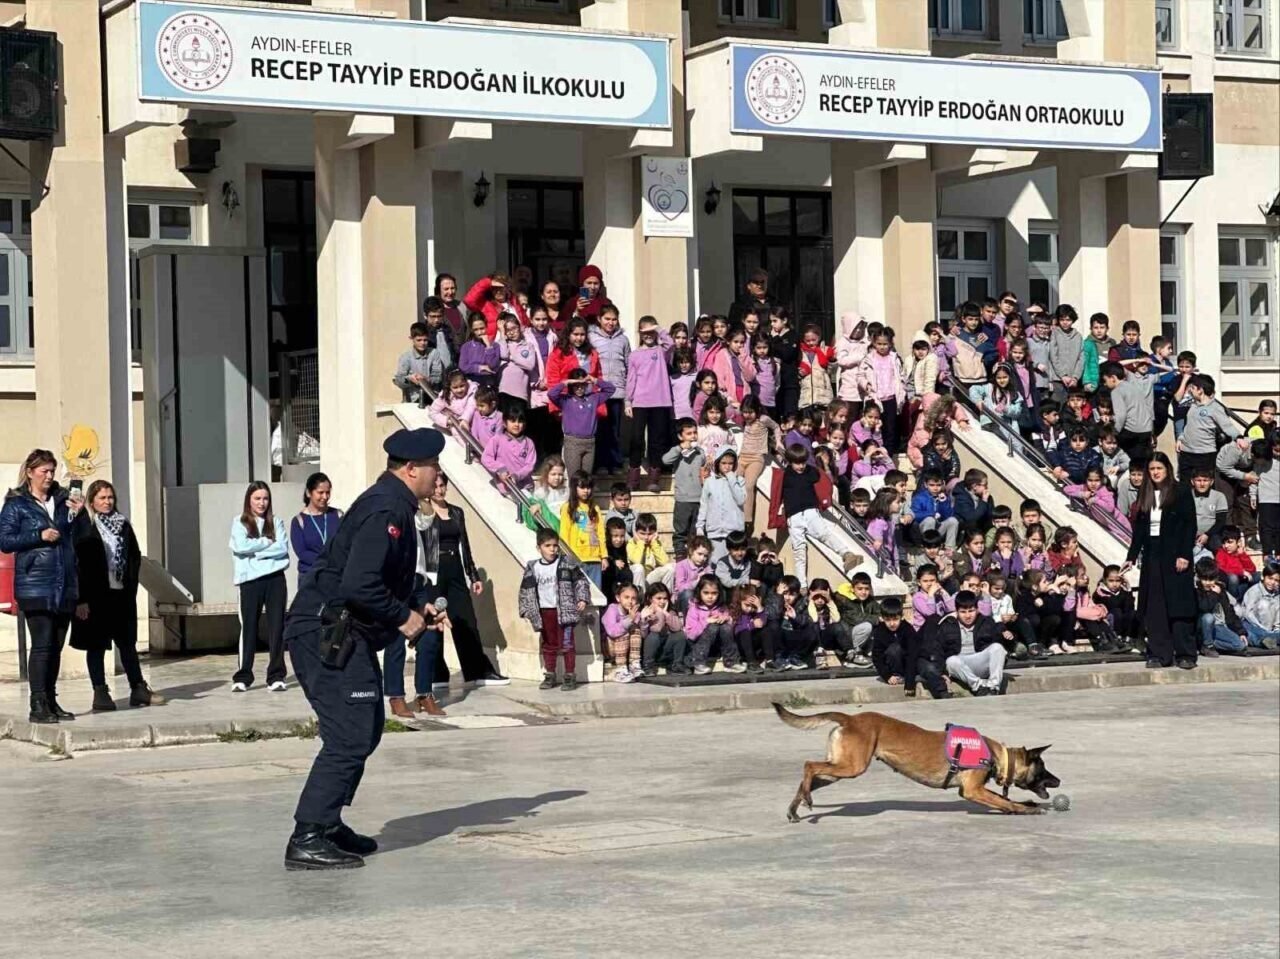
top-left (944, 723), bottom-right (993, 770)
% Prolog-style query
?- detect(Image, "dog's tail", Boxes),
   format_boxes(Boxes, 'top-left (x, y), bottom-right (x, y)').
top-left (773, 702), bottom-right (850, 730)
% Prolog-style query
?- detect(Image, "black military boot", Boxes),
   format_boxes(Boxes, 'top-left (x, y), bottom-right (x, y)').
top-left (325, 822), bottom-right (378, 856)
top-left (28, 694), bottom-right (58, 724)
top-left (47, 691), bottom-right (75, 721)
top-left (285, 824), bottom-right (365, 871)
top-left (92, 685), bottom-right (117, 712)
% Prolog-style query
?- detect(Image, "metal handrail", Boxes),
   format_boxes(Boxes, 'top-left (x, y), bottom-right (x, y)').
top-left (416, 384), bottom-right (588, 565)
top-left (950, 383), bottom-right (1132, 546)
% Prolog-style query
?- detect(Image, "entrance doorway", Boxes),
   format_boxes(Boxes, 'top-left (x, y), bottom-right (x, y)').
top-left (732, 189), bottom-right (834, 338)
top-left (506, 179), bottom-right (584, 297)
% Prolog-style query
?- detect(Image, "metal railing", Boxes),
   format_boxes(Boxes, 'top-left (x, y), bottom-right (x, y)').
top-left (950, 384), bottom-right (1133, 546)
top-left (416, 384), bottom-right (588, 565)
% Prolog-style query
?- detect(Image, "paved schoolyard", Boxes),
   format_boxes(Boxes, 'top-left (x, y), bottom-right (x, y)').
top-left (0, 681), bottom-right (1276, 958)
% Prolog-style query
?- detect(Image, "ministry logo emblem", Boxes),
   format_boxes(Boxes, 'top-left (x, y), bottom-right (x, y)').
top-left (156, 13), bottom-right (233, 91)
top-left (745, 55), bottom-right (805, 125)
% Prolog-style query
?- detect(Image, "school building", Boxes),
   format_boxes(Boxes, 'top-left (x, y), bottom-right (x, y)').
top-left (0, 0), bottom-right (1275, 669)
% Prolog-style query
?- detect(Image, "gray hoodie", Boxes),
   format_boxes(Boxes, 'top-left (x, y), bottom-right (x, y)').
top-left (1241, 581), bottom-right (1280, 632)
top-left (1026, 331), bottom-right (1053, 391)
top-left (589, 326), bottom-right (631, 392)
top-left (1180, 398), bottom-right (1241, 455)
top-left (1110, 373), bottom-right (1154, 435)
top-left (697, 446), bottom-right (747, 541)
top-left (1048, 325), bottom-right (1084, 384)
top-left (662, 443), bottom-right (706, 503)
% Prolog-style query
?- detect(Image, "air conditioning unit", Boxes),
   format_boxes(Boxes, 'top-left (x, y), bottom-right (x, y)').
top-left (0, 29), bottom-right (58, 140)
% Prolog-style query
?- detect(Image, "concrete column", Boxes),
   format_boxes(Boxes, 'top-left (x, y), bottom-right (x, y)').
top-left (1056, 158), bottom-right (1110, 313)
top-left (1105, 170), bottom-right (1161, 332)
top-left (26, 1), bottom-right (121, 498)
top-left (581, 0), bottom-right (688, 333)
top-left (314, 116), bottom-right (419, 503)
top-left (1059, 0), bottom-right (1157, 64)
top-left (831, 143), bottom-right (886, 322)
top-left (881, 161), bottom-right (939, 332)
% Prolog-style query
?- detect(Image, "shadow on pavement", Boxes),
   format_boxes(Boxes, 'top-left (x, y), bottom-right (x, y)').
top-left (150, 680), bottom-right (230, 701)
top-left (374, 789), bottom-right (588, 853)
top-left (806, 798), bottom-right (980, 821)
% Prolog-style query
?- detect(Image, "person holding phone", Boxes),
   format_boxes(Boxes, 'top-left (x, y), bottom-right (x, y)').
top-left (572, 264), bottom-right (612, 323)
top-left (0, 449), bottom-right (83, 723)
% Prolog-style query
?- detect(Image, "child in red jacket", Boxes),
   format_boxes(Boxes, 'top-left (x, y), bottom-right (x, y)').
top-left (1216, 525), bottom-right (1259, 601)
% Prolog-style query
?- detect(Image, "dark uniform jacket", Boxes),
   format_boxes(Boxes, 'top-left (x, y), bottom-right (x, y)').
top-left (0, 485), bottom-right (79, 613)
top-left (286, 472), bottom-right (430, 651)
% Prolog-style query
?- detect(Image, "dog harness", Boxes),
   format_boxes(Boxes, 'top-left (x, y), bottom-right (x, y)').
top-left (941, 723), bottom-right (993, 790)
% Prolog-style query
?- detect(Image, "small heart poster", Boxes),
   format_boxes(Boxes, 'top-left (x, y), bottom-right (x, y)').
top-left (641, 156), bottom-right (695, 238)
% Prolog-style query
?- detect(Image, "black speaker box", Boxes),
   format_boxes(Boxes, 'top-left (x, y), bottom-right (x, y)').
top-left (1159, 93), bottom-right (1214, 180)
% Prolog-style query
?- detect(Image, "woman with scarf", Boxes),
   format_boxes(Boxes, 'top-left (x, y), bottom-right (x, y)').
top-left (70, 480), bottom-right (165, 712)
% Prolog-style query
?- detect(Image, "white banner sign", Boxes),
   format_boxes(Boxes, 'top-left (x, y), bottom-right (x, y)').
top-left (730, 43), bottom-right (1161, 152)
top-left (641, 157), bottom-right (694, 239)
top-left (137, 0), bottom-right (672, 130)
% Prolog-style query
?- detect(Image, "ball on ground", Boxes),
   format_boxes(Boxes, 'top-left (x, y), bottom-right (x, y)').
top-left (1051, 794), bottom-right (1071, 812)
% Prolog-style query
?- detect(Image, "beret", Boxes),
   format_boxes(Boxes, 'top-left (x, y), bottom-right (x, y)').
top-left (383, 428), bottom-right (445, 462)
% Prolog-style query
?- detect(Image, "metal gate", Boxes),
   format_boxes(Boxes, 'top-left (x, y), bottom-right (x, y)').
top-left (279, 348), bottom-right (320, 466)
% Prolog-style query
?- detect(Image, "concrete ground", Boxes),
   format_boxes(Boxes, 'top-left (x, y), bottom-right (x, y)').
top-left (1, 681), bottom-right (1276, 959)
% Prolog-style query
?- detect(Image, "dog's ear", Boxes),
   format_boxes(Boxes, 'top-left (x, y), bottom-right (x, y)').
top-left (1029, 745), bottom-right (1052, 756)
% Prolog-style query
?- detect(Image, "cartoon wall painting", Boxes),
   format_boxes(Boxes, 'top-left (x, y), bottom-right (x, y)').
top-left (62, 424), bottom-right (108, 479)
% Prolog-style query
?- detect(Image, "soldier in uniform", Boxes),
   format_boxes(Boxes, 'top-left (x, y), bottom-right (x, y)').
top-left (283, 428), bottom-right (448, 870)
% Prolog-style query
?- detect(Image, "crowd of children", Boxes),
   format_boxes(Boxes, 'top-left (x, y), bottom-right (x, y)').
top-left (403, 269), bottom-right (1279, 692)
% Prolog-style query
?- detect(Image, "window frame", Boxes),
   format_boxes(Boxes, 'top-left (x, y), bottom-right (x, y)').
top-left (127, 195), bottom-right (199, 356)
top-left (824, 0), bottom-right (840, 27)
top-left (1026, 222), bottom-right (1060, 313)
top-left (1218, 229), bottom-right (1277, 365)
top-left (1159, 227), bottom-right (1185, 350)
top-left (0, 194), bottom-right (34, 360)
top-left (1024, 0), bottom-right (1069, 42)
top-left (936, 218), bottom-right (996, 323)
top-left (719, 0), bottom-right (786, 26)
top-left (1155, 0), bottom-right (1179, 50)
top-left (930, 0), bottom-right (989, 37)
top-left (1215, 0), bottom-right (1270, 55)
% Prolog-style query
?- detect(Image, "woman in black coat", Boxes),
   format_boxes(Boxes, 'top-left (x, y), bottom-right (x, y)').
top-left (1123, 452), bottom-right (1198, 669)
top-left (70, 480), bottom-right (165, 711)
top-left (0, 449), bottom-right (80, 723)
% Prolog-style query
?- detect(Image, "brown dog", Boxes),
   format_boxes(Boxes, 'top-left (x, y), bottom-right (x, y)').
top-left (774, 704), bottom-right (1060, 821)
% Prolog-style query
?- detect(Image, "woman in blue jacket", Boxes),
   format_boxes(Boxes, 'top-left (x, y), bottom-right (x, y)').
top-left (230, 481), bottom-right (290, 692)
top-left (289, 472), bottom-right (342, 577)
top-left (0, 449), bottom-right (82, 723)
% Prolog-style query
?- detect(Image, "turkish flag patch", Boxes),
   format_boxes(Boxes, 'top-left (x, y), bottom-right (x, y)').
top-left (387, 525), bottom-right (401, 539)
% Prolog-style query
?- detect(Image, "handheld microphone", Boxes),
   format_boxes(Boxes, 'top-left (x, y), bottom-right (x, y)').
top-left (433, 597), bottom-right (448, 614)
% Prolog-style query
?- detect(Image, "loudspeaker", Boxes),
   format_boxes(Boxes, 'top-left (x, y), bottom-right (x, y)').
top-left (175, 137), bottom-right (221, 174)
top-left (1159, 93), bottom-right (1214, 180)
top-left (0, 29), bottom-right (58, 140)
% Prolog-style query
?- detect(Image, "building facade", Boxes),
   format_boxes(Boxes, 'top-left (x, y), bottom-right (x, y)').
top-left (0, 0), bottom-right (1275, 663)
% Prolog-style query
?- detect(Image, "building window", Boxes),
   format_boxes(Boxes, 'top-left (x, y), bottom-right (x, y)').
top-left (506, 179), bottom-right (585, 295)
top-left (1027, 225), bottom-right (1059, 311)
top-left (931, 0), bottom-right (987, 35)
top-left (1155, 0), bottom-right (1178, 48)
top-left (719, 0), bottom-right (785, 24)
top-left (1219, 231), bottom-right (1276, 362)
top-left (0, 195), bottom-right (34, 359)
top-left (937, 220), bottom-right (995, 322)
top-left (732, 189), bottom-right (833, 338)
top-left (128, 198), bottom-right (197, 354)
top-left (1216, 0), bottom-right (1269, 53)
top-left (1024, 0), bottom-right (1068, 41)
top-left (824, 0), bottom-right (841, 27)
top-left (505, 0), bottom-right (569, 11)
top-left (1159, 229), bottom-right (1184, 349)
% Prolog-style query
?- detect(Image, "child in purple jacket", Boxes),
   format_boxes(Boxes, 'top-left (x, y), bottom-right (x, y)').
top-left (459, 314), bottom-right (501, 391)
top-left (910, 563), bottom-right (954, 630)
top-left (626, 315), bottom-right (675, 492)
top-left (548, 369), bottom-right (615, 478)
top-left (469, 386), bottom-right (503, 453)
top-left (482, 405), bottom-right (538, 491)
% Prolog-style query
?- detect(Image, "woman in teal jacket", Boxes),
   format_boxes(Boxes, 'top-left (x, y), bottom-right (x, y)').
top-left (230, 481), bottom-right (290, 692)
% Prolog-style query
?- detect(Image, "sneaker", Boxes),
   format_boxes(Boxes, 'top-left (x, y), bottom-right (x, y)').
top-left (1262, 638), bottom-right (1278, 651)
top-left (1200, 646), bottom-right (1220, 659)
top-left (724, 662), bottom-right (747, 673)
top-left (539, 672), bottom-right (557, 690)
top-left (786, 657), bottom-right (806, 670)
top-left (231, 682), bottom-right (248, 693)
top-left (692, 664), bottom-right (712, 675)
top-left (745, 663), bottom-right (765, 674)
top-left (561, 673), bottom-right (579, 691)
top-left (613, 666), bottom-right (635, 683)
top-left (848, 652), bottom-right (872, 668)
top-left (268, 681), bottom-right (288, 692)
top-left (1175, 657), bottom-right (1197, 670)
top-left (765, 659), bottom-right (786, 672)
top-left (474, 672), bottom-right (510, 687)
top-left (628, 663), bottom-right (646, 679)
